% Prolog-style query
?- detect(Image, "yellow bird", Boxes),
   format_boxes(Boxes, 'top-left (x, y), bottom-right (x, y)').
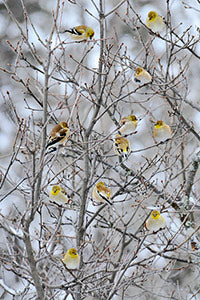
top-left (134, 67), bottom-right (152, 84)
top-left (92, 181), bottom-right (112, 205)
top-left (120, 115), bottom-right (138, 135)
top-left (113, 134), bottom-right (131, 159)
top-left (49, 185), bottom-right (70, 205)
top-left (153, 120), bottom-right (172, 142)
top-left (146, 11), bottom-right (165, 32)
top-left (145, 210), bottom-right (166, 232)
top-left (62, 248), bottom-right (80, 269)
top-left (46, 121), bottom-right (70, 150)
top-left (62, 25), bottom-right (94, 41)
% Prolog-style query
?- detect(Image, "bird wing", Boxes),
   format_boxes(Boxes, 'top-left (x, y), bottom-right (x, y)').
top-left (46, 130), bottom-right (68, 148)
top-left (134, 77), bottom-right (141, 83)
top-left (97, 190), bottom-right (112, 205)
top-left (66, 27), bottom-right (85, 35)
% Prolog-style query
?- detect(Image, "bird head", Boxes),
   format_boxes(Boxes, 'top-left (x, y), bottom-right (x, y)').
top-left (121, 115), bottom-right (137, 124)
top-left (115, 134), bottom-right (121, 139)
top-left (128, 115), bottom-right (137, 122)
top-left (135, 67), bottom-right (143, 76)
top-left (151, 210), bottom-right (160, 219)
top-left (86, 27), bottom-right (95, 39)
top-left (51, 185), bottom-right (61, 195)
top-left (115, 135), bottom-right (128, 148)
top-left (155, 120), bottom-right (164, 129)
top-left (67, 248), bottom-right (78, 257)
top-left (60, 122), bottom-right (68, 129)
top-left (96, 181), bottom-right (105, 188)
top-left (148, 11), bottom-right (158, 21)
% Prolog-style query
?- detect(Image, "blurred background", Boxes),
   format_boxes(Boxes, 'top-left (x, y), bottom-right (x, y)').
top-left (0, 0), bottom-right (200, 299)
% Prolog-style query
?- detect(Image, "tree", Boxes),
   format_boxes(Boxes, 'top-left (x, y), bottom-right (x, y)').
top-left (1, 0), bottom-right (200, 299)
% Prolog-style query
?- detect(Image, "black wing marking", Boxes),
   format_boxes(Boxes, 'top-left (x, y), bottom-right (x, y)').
top-left (97, 190), bottom-right (113, 205)
top-left (64, 28), bottom-right (82, 36)
top-left (134, 77), bottom-right (141, 83)
top-left (46, 130), bottom-right (67, 148)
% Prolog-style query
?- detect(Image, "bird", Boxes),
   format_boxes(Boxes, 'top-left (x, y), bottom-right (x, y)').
top-left (61, 25), bottom-right (94, 41)
top-left (119, 115), bottom-right (138, 135)
top-left (46, 121), bottom-right (70, 151)
top-left (49, 185), bottom-right (70, 205)
top-left (146, 11), bottom-right (165, 32)
top-left (92, 181), bottom-right (112, 205)
top-left (113, 134), bottom-right (131, 159)
top-left (145, 210), bottom-right (166, 232)
top-left (62, 248), bottom-right (80, 269)
top-left (153, 120), bottom-right (172, 142)
top-left (134, 67), bottom-right (152, 84)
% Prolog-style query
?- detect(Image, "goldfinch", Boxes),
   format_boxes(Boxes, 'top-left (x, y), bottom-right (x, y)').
top-left (119, 115), bottom-right (138, 135)
top-left (146, 11), bottom-right (165, 32)
top-left (113, 134), bottom-right (131, 159)
top-left (62, 25), bottom-right (94, 41)
top-left (49, 185), bottom-right (70, 205)
top-left (134, 67), bottom-right (152, 84)
top-left (92, 181), bottom-right (112, 205)
top-left (145, 210), bottom-right (165, 232)
top-left (153, 120), bottom-right (172, 142)
top-left (62, 248), bottom-right (80, 269)
top-left (46, 121), bottom-right (69, 150)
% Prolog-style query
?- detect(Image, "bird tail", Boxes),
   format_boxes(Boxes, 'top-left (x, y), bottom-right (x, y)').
top-left (45, 146), bottom-right (57, 155)
top-left (60, 29), bottom-right (71, 34)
